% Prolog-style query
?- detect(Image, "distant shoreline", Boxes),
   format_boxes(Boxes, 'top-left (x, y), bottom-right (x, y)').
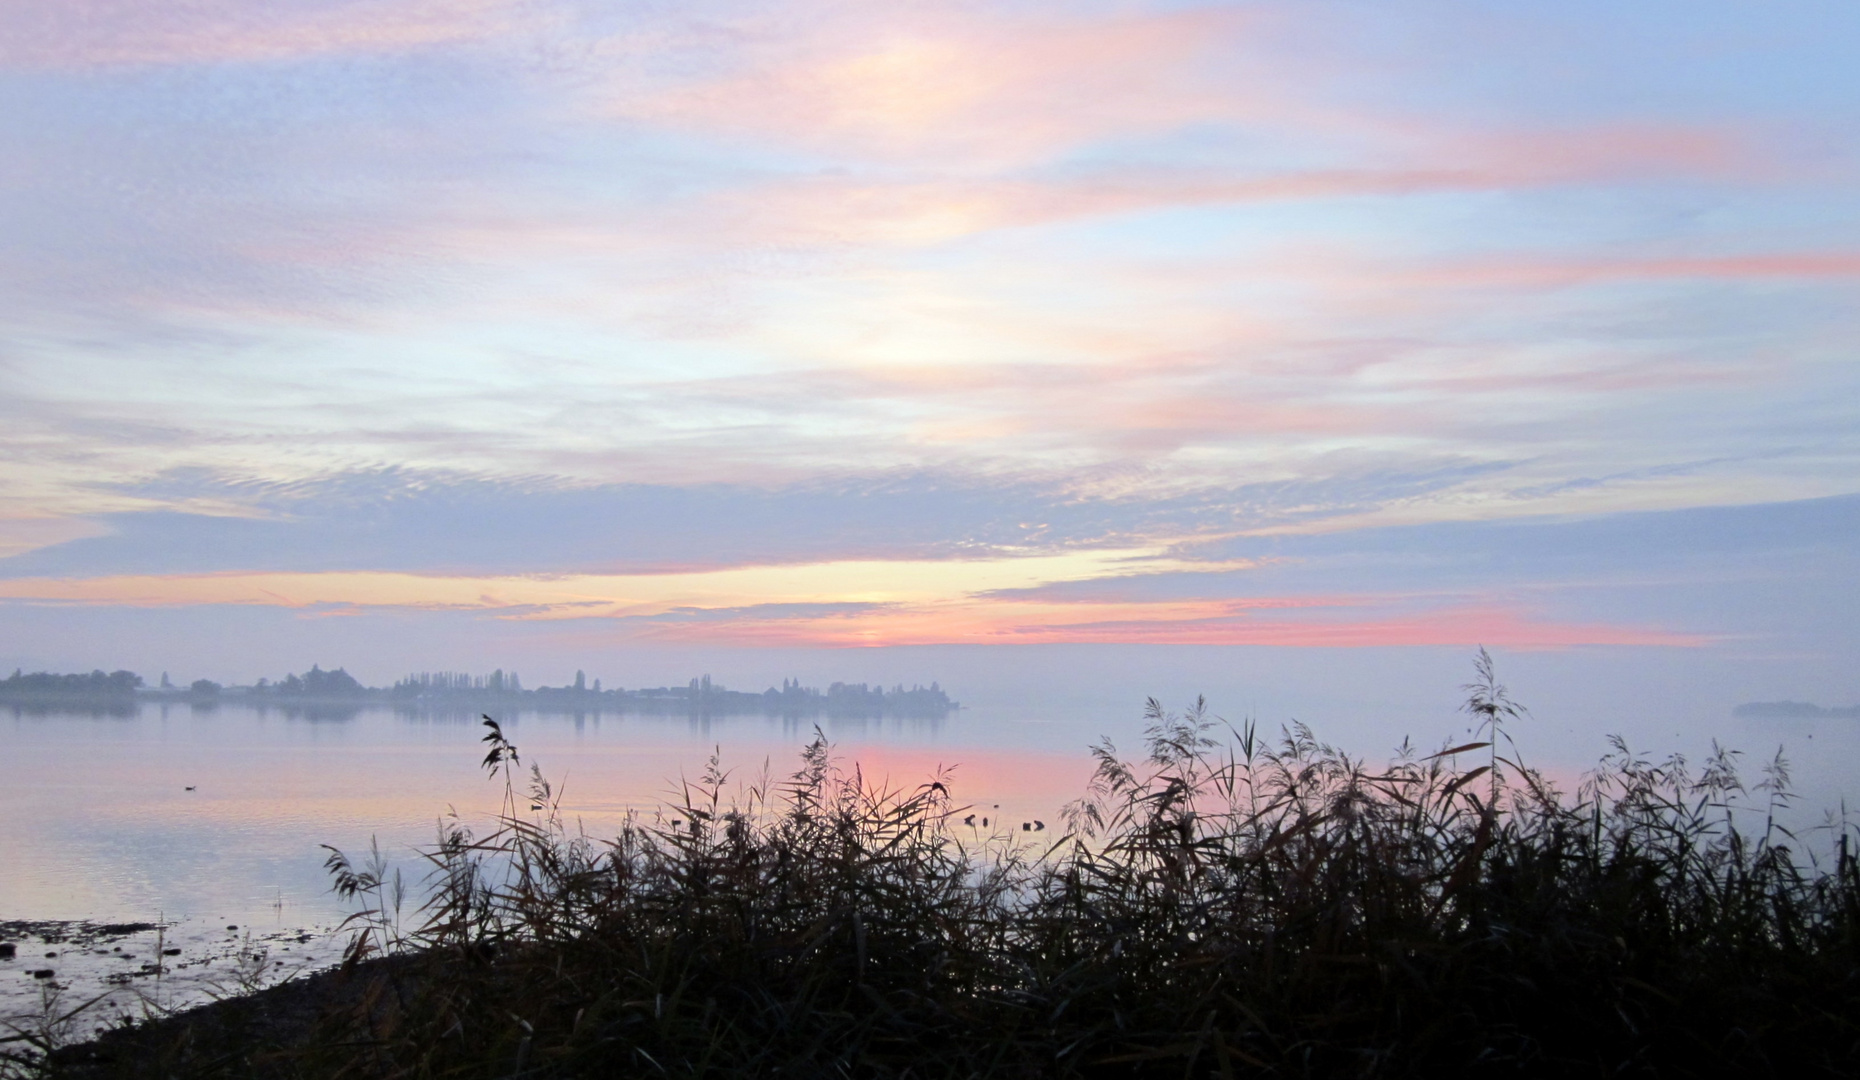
top-left (0, 669), bottom-right (959, 720)
top-left (1733, 700), bottom-right (1860, 719)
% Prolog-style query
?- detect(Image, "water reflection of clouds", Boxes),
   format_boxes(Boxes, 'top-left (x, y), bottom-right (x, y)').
top-left (3, 703), bottom-right (1095, 926)
top-left (10, 683), bottom-right (1860, 933)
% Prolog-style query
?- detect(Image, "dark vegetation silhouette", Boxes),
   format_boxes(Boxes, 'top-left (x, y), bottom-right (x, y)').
top-left (0, 670), bottom-right (141, 697)
top-left (0, 671), bottom-right (144, 717)
top-left (33, 652), bottom-right (1860, 1078)
top-left (0, 665), bottom-right (955, 719)
top-left (253, 666), bottom-right (366, 698)
top-left (390, 672), bottom-right (958, 719)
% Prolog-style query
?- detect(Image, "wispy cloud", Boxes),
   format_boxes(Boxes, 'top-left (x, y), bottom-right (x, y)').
top-left (1, 0), bottom-right (1857, 667)
top-left (0, 542), bottom-right (1184, 610)
top-left (20, 492), bottom-right (1854, 652)
top-left (0, 465), bottom-right (1518, 579)
top-left (0, 566), bottom-right (1708, 651)
top-left (594, 5), bottom-right (1263, 168)
top-left (0, 0), bottom-right (529, 69)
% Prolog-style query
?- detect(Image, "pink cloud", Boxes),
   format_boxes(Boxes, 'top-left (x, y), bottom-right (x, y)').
top-left (1447, 123), bottom-right (1753, 186)
top-left (986, 608), bottom-right (1706, 649)
top-left (0, 0), bottom-right (529, 69)
top-left (621, 595), bottom-right (1708, 650)
top-left (2, 2), bottom-right (1824, 523)
top-left (1420, 252), bottom-right (1860, 290)
top-left (622, 131), bottom-right (1759, 255)
top-left (599, 6), bottom-right (1262, 169)
top-left (672, 348), bottom-right (1402, 448)
top-left (595, 3), bottom-right (1763, 195)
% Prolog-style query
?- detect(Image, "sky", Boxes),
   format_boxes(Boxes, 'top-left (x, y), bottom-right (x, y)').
top-left (1, 0), bottom-right (1857, 718)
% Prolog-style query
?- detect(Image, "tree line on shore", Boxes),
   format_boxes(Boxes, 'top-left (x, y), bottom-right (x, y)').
top-left (0, 666), bottom-right (958, 719)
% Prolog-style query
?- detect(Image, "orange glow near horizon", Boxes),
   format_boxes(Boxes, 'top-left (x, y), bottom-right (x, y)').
top-left (625, 601), bottom-right (1708, 650)
top-left (0, 559), bottom-right (1707, 650)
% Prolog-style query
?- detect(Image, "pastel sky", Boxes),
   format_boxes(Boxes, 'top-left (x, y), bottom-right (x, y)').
top-left (2, 0), bottom-right (1857, 695)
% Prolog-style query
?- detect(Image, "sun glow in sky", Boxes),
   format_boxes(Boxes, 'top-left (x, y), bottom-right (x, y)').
top-left (0, 1), bottom-right (1856, 687)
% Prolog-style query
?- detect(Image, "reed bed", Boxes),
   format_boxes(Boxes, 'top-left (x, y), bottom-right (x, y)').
top-left (49, 654), bottom-right (1860, 1077)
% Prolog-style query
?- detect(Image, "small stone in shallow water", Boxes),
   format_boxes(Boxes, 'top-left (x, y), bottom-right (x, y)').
top-left (226, 925), bottom-right (238, 931)
top-left (44, 951), bottom-right (57, 958)
top-left (163, 948), bottom-right (181, 955)
top-left (0, 943), bottom-right (14, 959)
top-left (32, 969), bottom-right (54, 979)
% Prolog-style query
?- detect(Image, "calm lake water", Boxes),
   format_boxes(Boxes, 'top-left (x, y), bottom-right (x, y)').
top-left (1, 702), bottom-right (1105, 929)
top-left (8, 684), bottom-right (1858, 926)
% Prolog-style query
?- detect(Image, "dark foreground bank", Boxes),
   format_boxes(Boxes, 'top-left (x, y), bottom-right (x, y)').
top-left (27, 660), bottom-right (1860, 1078)
top-left (35, 958), bottom-right (406, 1079)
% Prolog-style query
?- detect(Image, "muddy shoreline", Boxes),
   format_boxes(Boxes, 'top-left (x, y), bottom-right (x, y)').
top-left (1, 919), bottom-right (347, 1057)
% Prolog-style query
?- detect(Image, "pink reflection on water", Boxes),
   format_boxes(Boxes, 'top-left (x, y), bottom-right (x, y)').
top-left (1, 706), bottom-right (1101, 926)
